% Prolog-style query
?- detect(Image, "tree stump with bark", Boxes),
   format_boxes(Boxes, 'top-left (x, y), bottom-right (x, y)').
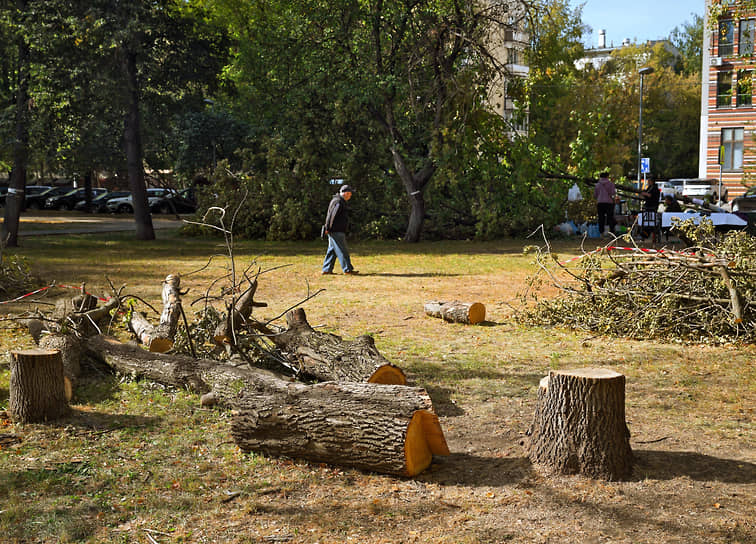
top-left (424, 301), bottom-right (486, 325)
top-left (527, 368), bottom-right (633, 481)
top-left (9, 348), bottom-right (69, 423)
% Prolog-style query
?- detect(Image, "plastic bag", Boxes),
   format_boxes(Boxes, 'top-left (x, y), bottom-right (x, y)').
top-left (568, 183), bottom-right (583, 202)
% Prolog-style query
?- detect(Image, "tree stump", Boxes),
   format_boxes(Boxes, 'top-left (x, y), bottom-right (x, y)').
top-left (9, 349), bottom-right (69, 423)
top-left (527, 368), bottom-right (633, 480)
top-left (424, 301), bottom-right (486, 324)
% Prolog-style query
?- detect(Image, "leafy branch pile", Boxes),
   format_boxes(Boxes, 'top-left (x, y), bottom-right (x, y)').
top-left (0, 245), bottom-right (34, 300)
top-left (520, 221), bottom-right (756, 344)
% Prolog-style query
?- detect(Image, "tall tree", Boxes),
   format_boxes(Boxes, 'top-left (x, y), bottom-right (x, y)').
top-left (215, 0), bottom-right (529, 242)
top-left (1, 0), bottom-right (30, 248)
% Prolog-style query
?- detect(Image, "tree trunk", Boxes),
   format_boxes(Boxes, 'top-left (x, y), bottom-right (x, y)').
top-left (527, 368), bottom-right (633, 481)
top-left (86, 335), bottom-right (448, 476)
top-left (9, 349), bottom-right (69, 423)
top-left (390, 143), bottom-right (435, 243)
top-left (122, 46), bottom-right (155, 241)
top-left (1, 0), bottom-right (30, 248)
top-left (424, 301), bottom-right (486, 325)
top-left (39, 333), bottom-right (83, 383)
top-left (270, 308), bottom-right (406, 384)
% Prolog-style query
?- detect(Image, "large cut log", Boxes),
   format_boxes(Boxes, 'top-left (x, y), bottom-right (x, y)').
top-left (9, 349), bottom-right (69, 423)
top-left (39, 333), bottom-right (82, 386)
top-left (527, 368), bottom-right (633, 481)
top-left (86, 335), bottom-right (448, 476)
top-left (213, 279), bottom-right (267, 345)
top-left (269, 308), bottom-right (406, 384)
top-left (424, 301), bottom-right (486, 325)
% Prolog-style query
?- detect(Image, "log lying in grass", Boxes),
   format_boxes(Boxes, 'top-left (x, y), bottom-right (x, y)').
top-left (86, 335), bottom-right (448, 476)
top-left (424, 301), bottom-right (486, 325)
top-left (270, 308), bottom-right (406, 384)
top-left (527, 368), bottom-right (633, 481)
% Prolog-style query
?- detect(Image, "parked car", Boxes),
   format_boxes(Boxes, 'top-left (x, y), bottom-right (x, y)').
top-left (46, 187), bottom-right (107, 210)
top-left (25, 185), bottom-right (71, 210)
top-left (74, 190), bottom-right (131, 213)
top-left (731, 186), bottom-right (756, 214)
top-left (150, 187), bottom-right (196, 214)
top-left (106, 188), bottom-right (172, 214)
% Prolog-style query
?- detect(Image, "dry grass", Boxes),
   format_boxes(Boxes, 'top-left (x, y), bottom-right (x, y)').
top-left (0, 231), bottom-right (754, 543)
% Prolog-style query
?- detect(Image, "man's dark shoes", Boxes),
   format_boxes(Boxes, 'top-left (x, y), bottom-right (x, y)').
top-left (321, 270), bottom-right (334, 275)
top-left (344, 270), bottom-right (359, 275)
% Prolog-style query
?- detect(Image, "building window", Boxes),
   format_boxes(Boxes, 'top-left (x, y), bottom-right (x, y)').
top-left (740, 19), bottom-right (755, 55)
top-left (719, 20), bottom-right (735, 56)
top-left (721, 128), bottom-right (744, 171)
top-left (737, 70), bottom-right (752, 106)
top-left (717, 71), bottom-right (733, 107)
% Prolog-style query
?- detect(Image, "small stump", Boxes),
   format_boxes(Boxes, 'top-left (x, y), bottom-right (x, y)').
top-left (9, 348), bottom-right (69, 423)
top-left (527, 368), bottom-right (633, 480)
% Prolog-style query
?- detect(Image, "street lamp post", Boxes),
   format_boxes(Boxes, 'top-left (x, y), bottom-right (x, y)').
top-left (637, 66), bottom-right (655, 188)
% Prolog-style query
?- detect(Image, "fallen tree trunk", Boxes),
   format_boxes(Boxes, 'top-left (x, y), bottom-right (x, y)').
top-left (424, 301), bottom-right (486, 325)
top-left (86, 335), bottom-right (448, 476)
top-left (269, 308), bottom-right (406, 384)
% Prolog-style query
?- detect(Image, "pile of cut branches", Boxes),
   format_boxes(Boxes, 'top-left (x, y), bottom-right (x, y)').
top-left (520, 220), bottom-right (756, 344)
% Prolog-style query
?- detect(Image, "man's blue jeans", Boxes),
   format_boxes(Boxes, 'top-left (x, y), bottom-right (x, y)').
top-left (322, 231), bottom-right (354, 273)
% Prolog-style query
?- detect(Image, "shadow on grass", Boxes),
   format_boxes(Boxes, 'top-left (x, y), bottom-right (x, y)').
top-left (0, 387), bottom-right (8, 405)
top-left (633, 450), bottom-right (756, 484)
top-left (353, 272), bottom-right (462, 278)
top-left (424, 385), bottom-right (465, 416)
top-left (423, 453), bottom-right (534, 487)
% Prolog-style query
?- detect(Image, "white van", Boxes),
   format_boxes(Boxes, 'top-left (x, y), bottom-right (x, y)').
top-left (657, 180), bottom-right (684, 197)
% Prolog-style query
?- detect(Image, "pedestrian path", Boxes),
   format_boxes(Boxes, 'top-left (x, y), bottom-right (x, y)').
top-left (12, 214), bottom-right (185, 236)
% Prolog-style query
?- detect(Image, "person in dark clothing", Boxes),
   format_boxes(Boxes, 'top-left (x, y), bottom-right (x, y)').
top-left (322, 184), bottom-right (358, 275)
top-left (640, 178), bottom-right (661, 212)
top-left (663, 194), bottom-right (682, 212)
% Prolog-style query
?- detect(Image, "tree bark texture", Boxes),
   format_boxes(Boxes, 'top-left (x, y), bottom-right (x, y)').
top-left (424, 301), bottom-right (486, 325)
top-left (86, 335), bottom-right (448, 476)
top-left (9, 349), bottom-right (69, 423)
top-left (39, 333), bottom-right (83, 382)
top-left (528, 368), bottom-right (633, 481)
top-left (121, 46), bottom-right (155, 241)
top-left (270, 308), bottom-right (406, 384)
top-left (1, 0), bottom-right (30, 248)
top-left (127, 275), bottom-right (180, 353)
top-left (213, 279), bottom-right (267, 345)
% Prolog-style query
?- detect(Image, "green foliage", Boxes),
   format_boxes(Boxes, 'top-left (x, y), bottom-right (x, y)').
top-left (0, 250), bottom-right (34, 300)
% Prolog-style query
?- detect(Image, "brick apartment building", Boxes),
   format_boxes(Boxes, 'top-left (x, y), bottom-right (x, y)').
top-left (701, 0), bottom-right (756, 197)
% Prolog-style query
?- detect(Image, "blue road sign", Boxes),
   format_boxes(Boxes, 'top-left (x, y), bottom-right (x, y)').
top-left (641, 158), bottom-right (650, 174)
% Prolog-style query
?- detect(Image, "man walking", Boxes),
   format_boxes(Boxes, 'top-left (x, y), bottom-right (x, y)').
top-left (322, 184), bottom-right (358, 275)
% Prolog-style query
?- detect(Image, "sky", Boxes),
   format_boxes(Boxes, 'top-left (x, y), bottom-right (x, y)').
top-left (569, 0), bottom-right (703, 48)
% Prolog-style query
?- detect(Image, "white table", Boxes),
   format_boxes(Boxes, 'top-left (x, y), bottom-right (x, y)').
top-left (661, 212), bottom-right (747, 229)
